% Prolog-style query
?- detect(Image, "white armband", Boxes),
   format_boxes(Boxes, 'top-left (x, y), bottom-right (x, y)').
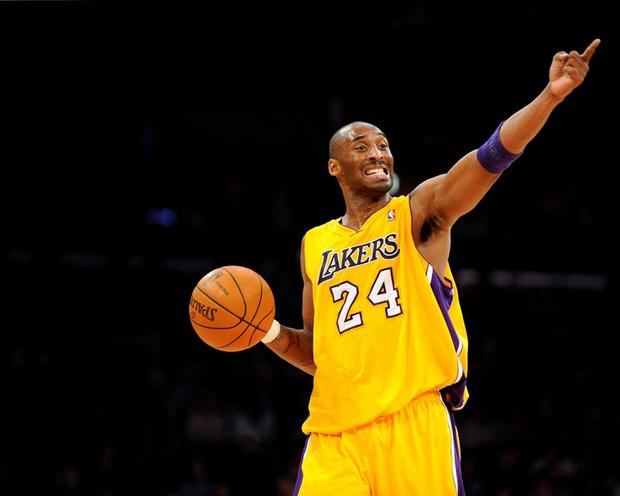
top-left (261, 319), bottom-right (281, 344)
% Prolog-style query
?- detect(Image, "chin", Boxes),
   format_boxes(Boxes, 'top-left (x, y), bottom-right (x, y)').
top-left (369, 180), bottom-right (392, 194)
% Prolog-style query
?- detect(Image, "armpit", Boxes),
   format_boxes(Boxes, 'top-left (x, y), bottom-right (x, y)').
top-left (420, 214), bottom-right (442, 243)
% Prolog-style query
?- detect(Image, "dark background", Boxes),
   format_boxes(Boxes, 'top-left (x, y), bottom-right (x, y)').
top-left (2, 1), bottom-right (616, 495)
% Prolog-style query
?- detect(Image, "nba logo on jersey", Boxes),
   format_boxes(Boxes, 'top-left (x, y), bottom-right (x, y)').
top-left (387, 209), bottom-right (395, 221)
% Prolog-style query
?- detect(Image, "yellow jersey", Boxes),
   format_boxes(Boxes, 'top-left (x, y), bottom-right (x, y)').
top-left (302, 195), bottom-right (469, 434)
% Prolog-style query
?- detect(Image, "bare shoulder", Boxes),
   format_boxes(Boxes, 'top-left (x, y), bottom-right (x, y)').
top-left (410, 174), bottom-right (445, 199)
top-left (409, 174), bottom-right (446, 229)
top-left (299, 234), bottom-right (315, 335)
top-left (300, 234), bottom-right (309, 280)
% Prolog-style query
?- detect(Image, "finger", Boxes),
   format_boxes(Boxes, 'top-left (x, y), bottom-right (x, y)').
top-left (565, 54), bottom-right (589, 73)
top-left (580, 38), bottom-right (601, 63)
top-left (562, 66), bottom-right (585, 83)
top-left (554, 51), bottom-right (569, 63)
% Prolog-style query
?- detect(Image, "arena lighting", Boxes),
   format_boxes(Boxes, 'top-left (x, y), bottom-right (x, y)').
top-left (18, 247), bottom-right (604, 291)
top-left (389, 172), bottom-right (400, 196)
top-left (146, 208), bottom-right (177, 228)
top-left (454, 269), bottom-right (607, 291)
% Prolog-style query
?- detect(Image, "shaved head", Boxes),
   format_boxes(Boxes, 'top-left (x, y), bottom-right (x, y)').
top-left (329, 121), bottom-right (383, 158)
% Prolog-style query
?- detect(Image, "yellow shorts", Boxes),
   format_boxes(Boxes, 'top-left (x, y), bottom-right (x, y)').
top-left (293, 391), bottom-right (464, 496)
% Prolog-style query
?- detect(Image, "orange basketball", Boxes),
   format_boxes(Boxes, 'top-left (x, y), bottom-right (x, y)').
top-left (189, 265), bottom-right (276, 352)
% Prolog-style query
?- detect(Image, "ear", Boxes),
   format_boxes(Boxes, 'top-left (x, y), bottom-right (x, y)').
top-left (328, 158), bottom-right (340, 177)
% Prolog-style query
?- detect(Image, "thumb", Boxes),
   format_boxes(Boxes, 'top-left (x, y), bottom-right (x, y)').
top-left (553, 51), bottom-right (569, 63)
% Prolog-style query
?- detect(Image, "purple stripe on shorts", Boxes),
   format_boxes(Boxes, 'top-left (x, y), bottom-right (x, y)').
top-left (448, 409), bottom-right (466, 496)
top-left (292, 436), bottom-right (310, 496)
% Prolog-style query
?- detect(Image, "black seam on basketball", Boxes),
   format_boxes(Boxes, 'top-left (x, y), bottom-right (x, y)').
top-left (248, 278), bottom-right (274, 334)
top-left (189, 293), bottom-right (243, 330)
top-left (256, 305), bottom-right (275, 330)
top-left (220, 320), bottom-right (254, 349)
top-left (221, 267), bottom-right (248, 320)
top-left (249, 305), bottom-right (275, 336)
top-left (247, 307), bottom-right (275, 344)
top-left (195, 286), bottom-right (245, 322)
top-left (189, 317), bottom-right (241, 331)
top-left (249, 275), bottom-right (264, 328)
top-left (253, 277), bottom-right (271, 333)
top-left (236, 274), bottom-right (263, 346)
top-left (247, 328), bottom-right (258, 347)
top-left (190, 281), bottom-right (275, 334)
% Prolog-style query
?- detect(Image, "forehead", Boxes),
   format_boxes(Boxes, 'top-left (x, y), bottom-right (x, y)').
top-left (345, 124), bottom-right (385, 141)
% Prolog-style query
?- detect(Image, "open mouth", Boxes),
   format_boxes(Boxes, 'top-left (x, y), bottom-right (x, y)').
top-left (364, 166), bottom-right (389, 177)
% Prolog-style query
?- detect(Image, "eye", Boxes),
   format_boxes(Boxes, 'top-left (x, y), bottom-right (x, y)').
top-left (355, 145), bottom-right (367, 152)
top-left (379, 143), bottom-right (388, 150)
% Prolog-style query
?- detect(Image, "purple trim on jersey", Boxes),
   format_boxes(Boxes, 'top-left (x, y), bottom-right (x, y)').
top-left (429, 269), bottom-right (467, 410)
top-left (448, 409), bottom-right (466, 496)
top-left (292, 436), bottom-right (310, 496)
top-left (429, 271), bottom-right (458, 349)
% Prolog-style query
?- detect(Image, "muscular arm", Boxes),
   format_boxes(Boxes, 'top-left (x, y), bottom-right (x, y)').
top-left (263, 236), bottom-right (316, 376)
top-left (411, 39), bottom-right (600, 273)
top-left (415, 84), bottom-right (563, 229)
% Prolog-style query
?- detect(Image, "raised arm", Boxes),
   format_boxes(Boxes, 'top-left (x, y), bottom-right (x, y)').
top-left (262, 236), bottom-right (316, 376)
top-left (411, 38), bottom-right (600, 240)
top-left (499, 38), bottom-right (600, 154)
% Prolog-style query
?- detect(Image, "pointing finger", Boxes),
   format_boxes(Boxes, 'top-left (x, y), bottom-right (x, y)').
top-left (580, 38), bottom-right (601, 63)
top-left (562, 66), bottom-right (584, 83)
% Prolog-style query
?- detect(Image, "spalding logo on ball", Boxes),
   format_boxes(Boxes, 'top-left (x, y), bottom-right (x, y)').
top-left (189, 265), bottom-right (275, 352)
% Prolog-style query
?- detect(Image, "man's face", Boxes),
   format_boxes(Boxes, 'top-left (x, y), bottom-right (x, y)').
top-left (333, 124), bottom-right (394, 194)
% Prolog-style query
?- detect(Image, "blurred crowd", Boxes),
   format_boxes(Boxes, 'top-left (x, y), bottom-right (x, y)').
top-left (3, 2), bottom-right (614, 494)
top-left (4, 192), bottom-right (616, 495)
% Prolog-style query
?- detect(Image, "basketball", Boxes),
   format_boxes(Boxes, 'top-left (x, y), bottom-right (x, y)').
top-left (189, 265), bottom-right (276, 352)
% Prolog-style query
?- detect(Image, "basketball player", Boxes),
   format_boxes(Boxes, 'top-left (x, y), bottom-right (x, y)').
top-left (259, 39), bottom-right (600, 495)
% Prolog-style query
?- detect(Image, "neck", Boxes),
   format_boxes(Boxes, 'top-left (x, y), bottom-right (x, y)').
top-left (341, 193), bottom-right (392, 230)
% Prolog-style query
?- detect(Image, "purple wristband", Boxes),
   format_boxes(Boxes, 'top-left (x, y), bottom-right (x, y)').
top-left (476, 122), bottom-right (522, 173)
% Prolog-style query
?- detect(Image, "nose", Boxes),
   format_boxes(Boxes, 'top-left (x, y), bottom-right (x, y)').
top-left (368, 144), bottom-right (384, 161)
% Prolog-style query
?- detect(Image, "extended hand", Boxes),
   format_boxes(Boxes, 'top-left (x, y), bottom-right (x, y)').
top-left (549, 38), bottom-right (600, 100)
